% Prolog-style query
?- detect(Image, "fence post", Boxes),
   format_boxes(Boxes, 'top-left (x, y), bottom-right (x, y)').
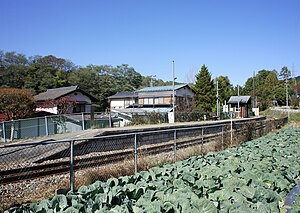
top-left (45, 116), bottom-right (49, 136)
top-left (221, 125), bottom-right (224, 149)
top-left (201, 128), bottom-right (204, 155)
top-left (173, 130), bottom-right (177, 162)
top-left (134, 134), bottom-right (138, 175)
top-left (70, 140), bottom-right (75, 193)
top-left (2, 122), bottom-right (6, 144)
top-left (109, 112), bottom-right (112, 128)
top-left (81, 112), bottom-right (85, 130)
top-left (230, 114), bottom-right (233, 145)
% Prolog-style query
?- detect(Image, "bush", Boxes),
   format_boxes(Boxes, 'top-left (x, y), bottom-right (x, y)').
top-left (0, 88), bottom-right (36, 120)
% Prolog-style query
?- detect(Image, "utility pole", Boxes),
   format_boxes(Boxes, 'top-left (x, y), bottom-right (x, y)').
top-left (253, 71), bottom-right (256, 108)
top-left (172, 61), bottom-right (175, 122)
top-left (216, 79), bottom-right (219, 118)
top-left (237, 85), bottom-right (240, 118)
top-left (286, 75), bottom-right (289, 107)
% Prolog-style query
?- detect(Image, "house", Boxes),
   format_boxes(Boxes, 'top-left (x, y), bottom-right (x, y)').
top-left (107, 92), bottom-right (138, 110)
top-left (136, 84), bottom-right (194, 108)
top-left (107, 84), bottom-right (195, 126)
top-left (108, 84), bottom-right (195, 112)
top-left (34, 86), bottom-right (98, 114)
top-left (227, 96), bottom-right (251, 118)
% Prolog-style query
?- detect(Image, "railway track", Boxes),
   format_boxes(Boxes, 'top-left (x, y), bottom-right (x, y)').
top-left (0, 123), bottom-right (266, 184)
top-left (0, 132), bottom-right (222, 184)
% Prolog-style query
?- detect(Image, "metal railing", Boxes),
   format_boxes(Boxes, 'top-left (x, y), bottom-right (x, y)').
top-left (0, 112), bottom-right (118, 143)
top-left (0, 116), bottom-right (288, 211)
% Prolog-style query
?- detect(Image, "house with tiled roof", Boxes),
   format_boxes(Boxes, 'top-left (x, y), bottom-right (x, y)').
top-left (108, 84), bottom-right (195, 113)
top-left (34, 86), bottom-right (98, 114)
top-left (107, 92), bottom-right (138, 110)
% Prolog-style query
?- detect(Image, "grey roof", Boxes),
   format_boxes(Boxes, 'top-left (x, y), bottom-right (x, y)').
top-left (108, 92), bottom-right (137, 99)
top-left (227, 96), bottom-right (251, 104)
top-left (34, 86), bottom-right (98, 102)
top-left (136, 84), bottom-right (189, 93)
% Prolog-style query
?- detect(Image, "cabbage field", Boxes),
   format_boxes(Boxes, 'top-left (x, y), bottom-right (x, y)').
top-left (6, 126), bottom-right (300, 212)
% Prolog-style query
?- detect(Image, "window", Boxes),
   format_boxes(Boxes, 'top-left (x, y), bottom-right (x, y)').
top-left (73, 104), bottom-right (85, 113)
top-left (159, 97), bottom-right (164, 104)
top-left (125, 98), bottom-right (131, 106)
top-left (144, 98), bottom-right (149, 104)
top-left (148, 98), bottom-right (153, 104)
top-left (144, 98), bottom-right (154, 104)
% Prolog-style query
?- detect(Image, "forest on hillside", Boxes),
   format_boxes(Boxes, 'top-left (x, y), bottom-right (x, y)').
top-left (0, 50), bottom-right (299, 112)
top-left (0, 50), bottom-right (173, 111)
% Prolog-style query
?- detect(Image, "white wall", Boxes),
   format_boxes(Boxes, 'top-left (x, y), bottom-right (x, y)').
top-left (110, 98), bottom-right (135, 109)
top-left (36, 106), bottom-right (58, 114)
top-left (37, 92), bottom-right (93, 114)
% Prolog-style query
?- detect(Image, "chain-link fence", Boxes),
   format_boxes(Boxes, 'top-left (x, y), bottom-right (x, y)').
top-left (0, 116), bottom-right (288, 211)
top-left (0, 112), bottom-right (117, 143)
top-left (0, 111), bottom-right (239, 144)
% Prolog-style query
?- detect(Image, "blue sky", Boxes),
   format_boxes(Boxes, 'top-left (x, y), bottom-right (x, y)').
top-left (1, 0), bottom-right (299, 86)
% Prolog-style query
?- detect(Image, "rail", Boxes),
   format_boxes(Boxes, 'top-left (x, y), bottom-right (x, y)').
top-left (0, 116), bottom-right (288, 211)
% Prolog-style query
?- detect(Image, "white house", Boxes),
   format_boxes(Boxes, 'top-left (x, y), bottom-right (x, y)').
top-left (34, 86), bottom-right (98, 114)
top-left (108, 84), bottom-right (195, 112)
top-left (136, 84), bottom-right (194, 108)
top-left (107, 92), bottom-right (138, 110)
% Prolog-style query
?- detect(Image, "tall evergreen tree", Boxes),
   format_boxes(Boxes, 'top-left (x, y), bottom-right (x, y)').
top-left (193, 65), bottom-right (215, 112)
top-left (216, 75), bottom-right (233, 105)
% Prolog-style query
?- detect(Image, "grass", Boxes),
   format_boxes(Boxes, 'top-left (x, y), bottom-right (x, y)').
top-left (261, 108), bottom-right (300, 123)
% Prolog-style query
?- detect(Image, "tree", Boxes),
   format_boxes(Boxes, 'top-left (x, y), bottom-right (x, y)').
top-left (273, 85), bottom-right (286, 106)
top-left (280, 66), bottom-right (292, 106)
top-left (295, 82), bottom-right (300, 96)
top-left (42, 96), bottom-right (77, 114)
top-left (67, 65), bottom-right (115, 111)
top-left (242, 70), bottom-right (279, 110)
top-left (215, 76), bottom-right (233, 105)
top-left (140, 76), bottom-right (174, 88)
top-left (35, 55), bottom-right (75, 72)
top-left (25, 62), bottom-right (58, 94)
top-left (68, 64), bottom-right (144, 111)
top-left (279, 66), bottom-right (291, 80)
top-left (193, 65), bottom-right (215, 112)
top-left (0, 88), bottom-right (36, 120)
top-left (0, 51), bottom-right (29, 88)
top-left (113, 64), bottom-right (142, 91)
top-left (290, 95), bottom-right (299, 109)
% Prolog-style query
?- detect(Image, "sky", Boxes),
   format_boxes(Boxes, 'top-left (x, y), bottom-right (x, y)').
top-left (1, 0), bottom-right (299, 86)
